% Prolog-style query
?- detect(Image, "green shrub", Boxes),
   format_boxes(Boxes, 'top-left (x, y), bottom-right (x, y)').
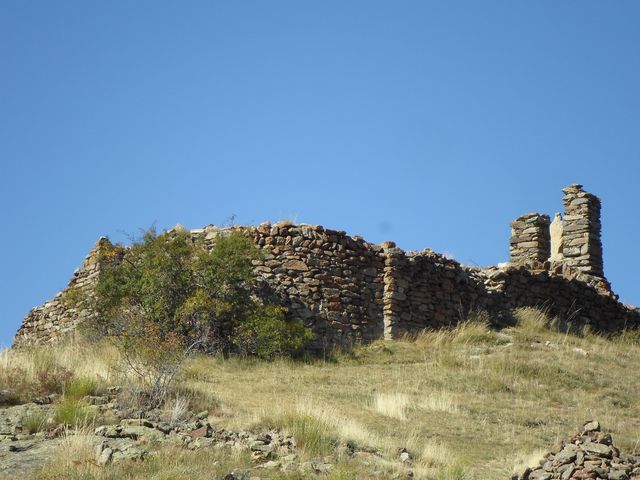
top-left (233, 306), bottom-right (314, 359)
top-left (92, 228), bottom-right (314, 407)
top-left (95, 228), bottom-right (314, 357)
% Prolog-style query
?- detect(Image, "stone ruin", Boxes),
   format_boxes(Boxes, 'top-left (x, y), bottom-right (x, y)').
top-left (509, 184), bottom-right (611, 293)
top-left (13, 185), bottom-right (640, 350)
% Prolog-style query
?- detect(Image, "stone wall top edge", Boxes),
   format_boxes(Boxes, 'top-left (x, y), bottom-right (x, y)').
top-left (105, 222), bottom-right (492, 275)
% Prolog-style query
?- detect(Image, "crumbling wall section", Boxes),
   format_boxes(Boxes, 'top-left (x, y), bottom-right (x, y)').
top-left (482, 264), bottom-right (640, 332)
top-left (13, 238), bottom-right (111, 346)
top-left (13, 224), bottom-right (387, 350)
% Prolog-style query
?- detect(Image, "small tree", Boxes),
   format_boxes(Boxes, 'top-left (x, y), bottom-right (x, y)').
top-left (94, 228), bottom-right (312, 407)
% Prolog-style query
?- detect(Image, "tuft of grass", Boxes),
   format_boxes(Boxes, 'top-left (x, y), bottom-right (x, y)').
top-left (162, 395), bottom-right (191, 425)
top-left (273, 413), bottom-right (337, 457)
top-left (63, 377), bottom-right (100, 400)
top-left (414, 319), bottom-right (498, 349)
top-left (44, 427), bottom-right (99, 474)
top-left (54, 398), bottom-right (96, 427)
top-left (21, 411), bottom-right (48, 434)
top-left (513, 306), bottom-right (556, 335)
top-left (419, 440), bottom-right (453, 468)
top-left (434, 463), bottom-right (471, 480)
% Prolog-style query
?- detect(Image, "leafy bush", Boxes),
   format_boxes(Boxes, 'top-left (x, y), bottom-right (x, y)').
top-left (93, 227), bottom-right (313, 407)
top-left (234, 305), bottom-right (314, 359)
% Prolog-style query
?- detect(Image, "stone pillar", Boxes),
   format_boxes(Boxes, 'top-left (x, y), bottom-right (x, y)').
top-left (550, 213), bottom-right (564, 262)
top-left (382, 241), bottom-right (405, 340)
top-left (561, 184), bottom-right (604, 278)
top-left (509, 213), bottom-right (551, 264)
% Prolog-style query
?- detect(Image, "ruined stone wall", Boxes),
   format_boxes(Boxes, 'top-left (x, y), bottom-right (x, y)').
top-left (188, 222), bottom-right (386, 350)
top-left (482, 264), bottom-right (640, 332)
top-left (382, 245), bottom-right (491, 338)
top-left (12, 185), bottom-right (640, 348)
top-left (14, 223), bottom-right (387, 350)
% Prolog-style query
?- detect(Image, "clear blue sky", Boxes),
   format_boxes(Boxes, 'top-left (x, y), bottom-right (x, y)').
top-left (2, 1), bottom-right (639, 347)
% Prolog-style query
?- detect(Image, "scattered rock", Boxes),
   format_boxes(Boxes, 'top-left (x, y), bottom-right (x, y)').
top-left (97, 446), bottom-right (113, 466)
top-left (582, 420), bottom-right (600, 434)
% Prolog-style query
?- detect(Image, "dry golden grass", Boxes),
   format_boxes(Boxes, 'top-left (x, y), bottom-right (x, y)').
top-left (57, 427), bottom-right (99, 468)
top-left (417, 391), bottom-right (459, 414)
top-left (7, 307), bottom-right (640, 479)
top-left (175, 308), bottom-right (640, 479)
top-left (0, 337), bottom-right (120, 404)
top-left (372, 392), bottom-right (412, 420)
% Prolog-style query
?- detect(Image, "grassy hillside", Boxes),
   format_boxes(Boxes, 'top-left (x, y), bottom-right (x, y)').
top-left (3, 307), bottom-right (640, 479)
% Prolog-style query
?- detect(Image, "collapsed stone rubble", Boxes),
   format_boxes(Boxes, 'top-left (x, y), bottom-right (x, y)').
top-left (515, 421), bottom-right (640, 480)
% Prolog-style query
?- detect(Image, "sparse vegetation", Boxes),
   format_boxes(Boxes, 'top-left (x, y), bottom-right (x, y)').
top-left (372, 392), bottom-right (412, 420)
top-left (63, 376), bottom-right (101, 400)
top-left (61, 285), bottom-right (86, 310)
top-left (2, 306), bottom-right (640, 479)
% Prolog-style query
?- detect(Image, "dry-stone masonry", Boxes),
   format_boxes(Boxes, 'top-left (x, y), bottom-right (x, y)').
top-left (510, 213), bottom-right (551, 265)
top-left (13, 185), bottom-right (640, 350)
top-left (561, 184), bottom-right (605, 278)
